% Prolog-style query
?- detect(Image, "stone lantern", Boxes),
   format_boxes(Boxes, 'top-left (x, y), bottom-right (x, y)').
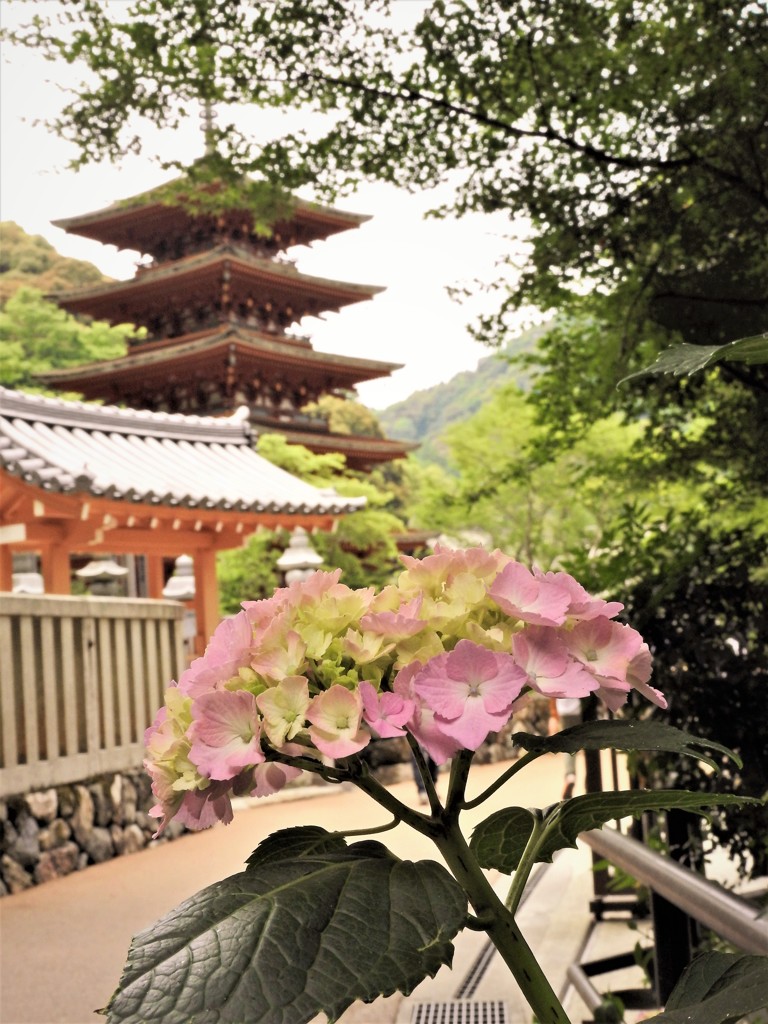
top-left (276, 527), bottom-right (324, 584)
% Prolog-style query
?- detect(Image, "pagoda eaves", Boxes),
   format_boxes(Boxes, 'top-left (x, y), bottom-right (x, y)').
top-left (52, 189), bottom-right (371, 258)
top-left (51, 244), bottom-right (383, 332)
top-left (37, 325), bottom-right (402, 418)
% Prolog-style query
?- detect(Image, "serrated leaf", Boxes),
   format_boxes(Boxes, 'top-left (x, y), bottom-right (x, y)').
top-left (246, 824), bottom-right (348, 867)
top-left (644, 951), bottom-right (768, 1023)
top-left (619, 332), bottom-right (768, 385)
top-left (512, 719), bottom-right (740, 771)
top-left (470, 791), bottom-right (759, 873)
top-left (103, 835), bottom-right (467, 1024)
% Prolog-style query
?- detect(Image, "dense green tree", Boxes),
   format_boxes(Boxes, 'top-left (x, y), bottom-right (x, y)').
top-left (8, 1), bottom-right (766, 351)
top-left (216, 528), bottom-right (287, 616)
top-left (407, 381), bottom-right (710, 566)
top-left (0, 287), bottom-right (139, 392)
top-left (9, 0), bottom-right (765, 486)
top-left (218, 433), bottom-right (409, 613)
top-left (302, 394), bottom-right (384, 439)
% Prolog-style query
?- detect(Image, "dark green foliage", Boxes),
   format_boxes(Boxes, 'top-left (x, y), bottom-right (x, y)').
top-left (216, 529), bottom-right (287, 616)
top-left (568, 520), bottom-right (768, 878)
top-left (646, 952), bottom-right (768, 1024)
top-left (102, 829), bottom-right (467, 1024)
top-left (470, 791), bottom-right (757, 875)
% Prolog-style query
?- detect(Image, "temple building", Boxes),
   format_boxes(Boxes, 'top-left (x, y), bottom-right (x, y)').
top-left (38, 184), bottom-right (416, 470)
top-left (0, 386), bottom-right (364, 651)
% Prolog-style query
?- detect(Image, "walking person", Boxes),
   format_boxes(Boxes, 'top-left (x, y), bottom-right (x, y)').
top-left (548, 697), bottom-right (582, 800)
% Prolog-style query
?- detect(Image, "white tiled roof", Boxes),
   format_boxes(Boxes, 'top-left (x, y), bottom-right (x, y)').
top-left (0, 388), bottom-right (365, 516)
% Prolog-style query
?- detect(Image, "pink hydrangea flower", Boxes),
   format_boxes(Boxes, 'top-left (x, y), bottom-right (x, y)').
top-left (360, 594), bottom-right (425, 640)
top-left (412, 639), bottom-right (527, 751)
top-left (256, 676), bottom-right (310, 746)
top-left (596, 642), bottom-right (667, 711)
top-left (398, 545), bottom-right (510, 598)
top-left (359, 681), bottom-right (415, 738)
top-left (488, 562), bottom-right (571, 626)
top-left (188, 690), bottom-right (265, 780)
top-left (177, 609), bottom-right (254, 696)
top-left (173, 783), bottom-right (235, 831)
top-left (306, 684), bottom-right (370, 759)
top-left (246, 761), bottom-right (303, 798)
top-left (512, 626), bottom-right (598, 698)
top-left (249, 613), bottom-right (307, 682)
top-left (565, 618), bottom-right (665, 710)
top-left (393, 662), bottom-right (464, 765)
top-left (534, 569), bottom-right (624, 621)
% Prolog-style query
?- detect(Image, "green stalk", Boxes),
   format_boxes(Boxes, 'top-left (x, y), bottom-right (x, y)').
top-left (433, 817), bottom-right (572, 1024)
top-left (504, 810), bottom-right (545, 915)
top-left (461, 749), bottom-right (541, 810)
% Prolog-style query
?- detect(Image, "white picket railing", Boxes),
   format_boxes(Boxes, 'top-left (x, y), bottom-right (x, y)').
top-left (0, 594), bottom-right (186, 798)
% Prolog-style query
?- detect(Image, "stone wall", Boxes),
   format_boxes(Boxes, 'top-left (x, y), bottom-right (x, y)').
top-left (0, 769), bottom-right (184, 895)
top-left (1, 718), bottom-right (537, 896)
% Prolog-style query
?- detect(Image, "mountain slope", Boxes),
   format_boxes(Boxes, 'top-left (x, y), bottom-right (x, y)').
top-left (378, 325), bottom-right (543, 465)
top-left (0, 222), bottom-right (107, 303)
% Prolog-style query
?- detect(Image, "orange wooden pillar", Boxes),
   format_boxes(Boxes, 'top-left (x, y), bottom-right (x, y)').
top-left (40, 543), bottom-right (72, 594)
top-left (192, 547), bottom-right (220, 655)
top-left (145, 554), bottom-right (166, 599)
top-left (0, 544), bottom-right (13, 591)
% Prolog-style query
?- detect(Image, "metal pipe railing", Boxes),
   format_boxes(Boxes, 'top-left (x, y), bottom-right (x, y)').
top-left (581, 827), bottom-right (768, 955)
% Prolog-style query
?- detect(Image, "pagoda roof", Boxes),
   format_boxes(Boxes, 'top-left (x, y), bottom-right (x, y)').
top-left (50, 244), bottom-right (383, 322)
top-left (52, 182), bottom-right (371, 252)
top-left (0, 387), bottom-right (364, 518)
top-left (269, 425), bottom-right (419, 469)
top-left (36, 325), bottom-right (401, 395)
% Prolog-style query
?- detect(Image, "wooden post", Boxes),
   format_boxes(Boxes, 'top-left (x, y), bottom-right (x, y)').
top-left (145, 554), bottom-right (166, 599)
top-left (0, 545), bottom-right (13, 591)
top-left (192, 547), bottom-right (220, 655)
top-left (40, 544), bottom-right (71, 594)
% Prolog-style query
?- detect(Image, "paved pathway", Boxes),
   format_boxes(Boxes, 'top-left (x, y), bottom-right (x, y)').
top-left (1, 756), bottom-right (612, 1024)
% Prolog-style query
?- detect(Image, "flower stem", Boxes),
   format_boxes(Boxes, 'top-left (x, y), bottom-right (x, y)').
top-left (505, 810), bottom-right (545, 915)
top-left (461, 749), bottom-right (541, 810)
top-left (433, 818), bottom-right (572, 1024)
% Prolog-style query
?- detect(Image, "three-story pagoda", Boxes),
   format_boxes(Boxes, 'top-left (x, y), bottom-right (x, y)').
top-left (40, 183), bottom-right (415, 470)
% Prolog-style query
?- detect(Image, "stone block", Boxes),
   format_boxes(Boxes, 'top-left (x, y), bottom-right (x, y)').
top-left (71, 785), bottom-right (94, 846)
top-left (89, 782), bottom-right (112, 828)
top-left (121, 778), bottom-right (138, 823)
top-left (34, 842), bottom-right (80, 884)
top-left (85, 826), bottom-right (115, 864)
top-left (110, 775), bottom-right (124, 824)
top-left (1, 854), bottom-right (33, 893)
top-left (122, 824), bottom-right (145, 855)
top-left (38, 818), bottom-right (72, 851)
top-left (4, 813), bottom-right (40, 869)
top-left (24, 789), bottom-right (58, 823)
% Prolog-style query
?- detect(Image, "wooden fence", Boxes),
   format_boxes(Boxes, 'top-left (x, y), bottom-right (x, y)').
top-left (0, 594), bottom-right (186, 798)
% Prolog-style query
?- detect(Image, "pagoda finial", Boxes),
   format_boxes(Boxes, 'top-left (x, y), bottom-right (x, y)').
top-left (200, 100), bottom-right (217, 156)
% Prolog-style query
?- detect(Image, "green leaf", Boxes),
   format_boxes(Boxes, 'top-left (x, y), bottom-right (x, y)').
top-left (246, 824), bottom-right (349, 867)
top-left (470, 791), bottom-right (760, 873)
top-left (103, 833), bottom-right (467, 1024)
top-left (619, 332), bottom-right (768, 385)
top-left (644, 951), bottom-right (768, 1023)
top-left (512, 719), bottom-right (740, 771)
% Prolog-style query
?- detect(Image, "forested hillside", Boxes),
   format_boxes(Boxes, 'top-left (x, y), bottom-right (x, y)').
top-left (0, 222), bottom-right (107, 302)
top-left (378, 325), bottom-right (543, 465)
top-left (0, 224), bottom-right (138, 392)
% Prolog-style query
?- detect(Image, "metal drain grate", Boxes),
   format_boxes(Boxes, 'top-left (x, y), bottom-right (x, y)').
top-left (410, 1000), bottom-right (510, 1024)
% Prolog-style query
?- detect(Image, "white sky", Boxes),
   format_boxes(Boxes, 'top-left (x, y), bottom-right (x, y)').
top-left (0, 1), bottom-right (528, 409)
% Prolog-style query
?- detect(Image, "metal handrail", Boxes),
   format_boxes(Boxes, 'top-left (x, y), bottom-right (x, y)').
top-left (581, 827), bottom-right (768, 955)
